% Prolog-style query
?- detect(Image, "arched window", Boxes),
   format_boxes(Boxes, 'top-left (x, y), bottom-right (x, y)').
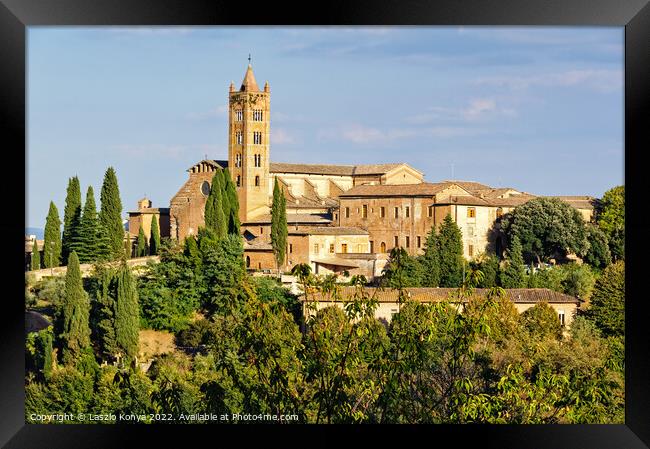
top-left (255, 176), bottom-right (260, 186)
top-left (246, 256), bottom-right (250, 268)
top-left (380, 242), bottom-right (386, 253)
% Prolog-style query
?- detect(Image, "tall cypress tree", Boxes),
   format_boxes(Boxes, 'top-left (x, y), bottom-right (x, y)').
top-left (99, 167), bottom-right (125, 259)
top-left (500, 235), bottom-right (526, 288)
top-left (437, 213), bottom-right (464, 287)
top-left (31, 240), bottom-right (40, 270)
top-left (71, 186), bottom-right (100, 263)
top-left (204, 170), bottom-right (227, 238)
top-left (420, 224), bottom-right (441, 287)
top-left (43, 201), bottom-right (62, 268)
top-left (114, 261), bottom-right (140, 361)
top-left (62, 176), bottom-right (82, 265)
top-left (271, 178), bottom-right (287, 273)
top-left (222, 168), bottom-right (240, 235)
top-left (60, 251), bottom-right (91, 365)
top-left (137, 226), bottom-right (148, 257)
top-left (149, 215), bottom-right (160, 256)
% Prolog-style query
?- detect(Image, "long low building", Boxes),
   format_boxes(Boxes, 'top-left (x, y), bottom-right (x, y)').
top-left (300, 287), bottom-right (581, 328)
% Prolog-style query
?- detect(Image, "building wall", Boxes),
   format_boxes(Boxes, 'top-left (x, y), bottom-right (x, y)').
top-left (170, 167), bottom-right (215, 241)
top-left (272, 173), bottom-right (353, 198)
top-left (382, 167), bottom-right (423, 185)
top-left (244, 250), bottom-right (277, 271)
top-left (129, 212), bottom-right (170, 239)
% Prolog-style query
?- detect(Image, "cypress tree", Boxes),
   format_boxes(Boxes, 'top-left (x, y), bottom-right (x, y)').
top-left (99, 167), bottom-right (125, 259)
top-left (95, 221), bottom-right (113, 261)
top-left (31, 241), bottom-right (40, 271)
top-left (437, 213), bottom-right (464, 287)
top-left (60, 252), bottom-right (91, 365)
top-left (62, 176), bottom-right (82, 265)
top-left (223, 168), bottom-right (240, 235)
top-left (204, 170), bottom-right (227, 238)
top-left (271, 178), bottom-right (288, 273)
top-left (71, 186), bottom-right (100, 263)
top-left (137, 226), bottom-right (148, 257)
top-left (150, 215), bottom-right (160, 256)
top-left (420, 223), bottom-right (441, 287)
top-left (43, 201), bottom-right (62, 268)
top-left (114, 261), bottom-right (140, 361)
top-left (501, 235), bottom-right (526, 288)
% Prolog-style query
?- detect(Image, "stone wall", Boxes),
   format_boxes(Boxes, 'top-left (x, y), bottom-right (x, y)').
top-left (26, 256), bottom-right (160, 283)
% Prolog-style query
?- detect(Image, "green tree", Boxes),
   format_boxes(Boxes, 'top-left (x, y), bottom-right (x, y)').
top-left (500, 236), bottom-right (526, 288)
top-left (31, 241), bottom-right (40, 271)
top-left (500, 197), bottom-right (588, 264)
top-left (149, 215), bottom-right (160, 256)
top-left (205, 170), bottom-right (227, 238)
top-left (200, 234), bottom-right (246, 316)
top-left (62, 176), bottom-right (82, 265)
top-left (520, 302), bottom-right (562, 340)
top-left (470, 253), bottom-right (500, 288)
top-left (222, 168), bottom-right (240, 235)
top-left (59, 252), bottom-right (92, 365)
top-left (43, 201), bottom-right (62, 268)
top-left (115, 261), bottom-right (140, 362)
top-left (270, 179), bottom-right (287, 274)
top-left (583, 224), bottom-right (611, 268)
top-left (438, 214), bottom-right (464, 287)
top-left (71, 186), bottom-right (102, 263)
top-left (596, 186), bottom-right (624, 260)
top-left (419, 224), bottom-right (441, 287)
top-left (99, 167), bottom-right (125, 259)
top-left (137, 226), bottom-right (148, 257)
top-left (382, 247), bottom-right (422, 289)
top-left (586, 260), bottom-right (624, 338)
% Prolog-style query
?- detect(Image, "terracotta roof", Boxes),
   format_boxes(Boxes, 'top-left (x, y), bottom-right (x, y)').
top-left (547, 196), bottom-right (596, 210)
top-left (243, 241), bottom-right (273, 251)
top-left (128, 208), bottom-right (170, 214)
top-left (312, 257), bottom-right (361, 268)
top-left (240, 64), bottom-right (259, 92)
top-left (434, 195), bottom-right (492, 206)
top-left (244, 213), bottom-right (332, 225)
top-left (442, 180), bottom-right (493, 193)
top-left (186, 159), bottom-right (228, 172)
top-left (270, 162), bottom-right (413, 177)
top-left (286, 195), bottom-right (339, 209)
top-left (302, 287), bottom-right (579, 304)
top-left (340, 182), bottom-right (449, 197)
top-left (289, 226), bottom-right (368, 236)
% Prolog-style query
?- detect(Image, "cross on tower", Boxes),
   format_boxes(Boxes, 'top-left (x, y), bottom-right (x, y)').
top-left (248, 53), bottom-right (251, 65)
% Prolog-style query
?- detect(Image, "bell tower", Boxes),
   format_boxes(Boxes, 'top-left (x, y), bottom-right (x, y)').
top-left (228, 61), bottom-right (271, 223)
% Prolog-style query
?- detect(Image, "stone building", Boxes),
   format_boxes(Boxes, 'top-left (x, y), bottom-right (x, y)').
top-left (166, 63), bottom-right (596, 278)
top-left (128, 197), bottom-right (170, 240)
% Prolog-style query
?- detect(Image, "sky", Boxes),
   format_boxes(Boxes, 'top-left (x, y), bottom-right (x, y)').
top-left (27, 26), bottom-right (624, 229)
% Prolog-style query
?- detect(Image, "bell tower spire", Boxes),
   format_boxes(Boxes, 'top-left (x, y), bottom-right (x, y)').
top-left (228, 62), bottom-right (271, 223)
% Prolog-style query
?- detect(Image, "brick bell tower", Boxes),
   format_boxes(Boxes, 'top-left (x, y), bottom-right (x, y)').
top-left (228, 60), bottom-right (271, 223)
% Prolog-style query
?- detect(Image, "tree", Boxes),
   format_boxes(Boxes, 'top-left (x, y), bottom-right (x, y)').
top-left (204, 170), bottom-right (227, 238)
top-left (149, 215), bottom-right (160, 256)
top-left (583, 224), bottom-right (611, 268)
top-left (71, 186), bottom-right (101, 263)
top-left (500, 197), bottom-right (588, 264)
top-left (99, 167), bottom-right (125, 259)
top-left (470, 253), bottom-right (500, 288)
top-left (520, 302), bottom-right (562, 340)
top-left (382, 247), bottom-right (422, 289)
top-left (114, 261), bottom-right (140, 361)
top-left (500, 236), bottom-right (526, 288)
top-left (62, 176), bottom-right (82, 265)
top-left (59, 252), bottom-right (91, 365)
top-left (222, 168), bottom-right (240, 235)
top-left (438, 214), bottom-right (464, 287)
top-left (596, 186), bottom-right (624, 260)
top-left (419, 224), bottom-right (440, 287)
top-left (270, 178), bottom-right (287, 274)
top-left (586, 260), bottom-right (624, 338)
top-left (43, 201), bottom-right (62, 268)
top-left (31, 241), bottom-right (40, 271)
top-left (137, 226), bottom-right (148, 257)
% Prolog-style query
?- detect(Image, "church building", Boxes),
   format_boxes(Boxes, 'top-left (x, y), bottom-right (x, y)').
top-left (163, 63), bottom-right (596, 279)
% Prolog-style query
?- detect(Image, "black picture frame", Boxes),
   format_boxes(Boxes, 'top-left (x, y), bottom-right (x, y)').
top-left (2, 0), bottom-right (648, 447)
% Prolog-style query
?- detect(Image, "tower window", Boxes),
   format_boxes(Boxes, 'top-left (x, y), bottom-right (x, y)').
top-left (236, 131), bottom-right (243, 145)
top-left (405, 206), bottom-right (410, 218)
top-left (236, 110), bottom-right (243, 121)
top-left (253, 109), bottom-right (263, 121)
top-left (255, 176), bottom-right (260, 187)
top-left (380, 206), bottom-right (385, 218)
top-left (236, 175), bottom-right (241, 187)
top-left (394, 207), bottom-right (399, 218)
top-left (254, 154), bottom-right (261, 167)
top-left (235, 153), bottom-right (242, 167)
top-left (253, 132), bottom-right (262, 144)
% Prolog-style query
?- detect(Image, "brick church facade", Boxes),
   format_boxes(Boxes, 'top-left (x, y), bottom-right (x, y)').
top-left (152, 63), bottom-right (596, 279)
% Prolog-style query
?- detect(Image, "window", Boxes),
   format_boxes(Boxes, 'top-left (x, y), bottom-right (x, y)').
top-left (329, 244), bottom-right (335, 253)
top-left (236, 131), bottom-right (243, 145)
top-left (380, 206), bottom-right (385, 218)
top-left (260, 227), bottom-right (263, 234)
top-left (289, 243), bottom-right (293, 254)
top-left (253, 132), bottom-right (263, 144)
top-left (428, 206), bottom-right (433, 218)
top-left (236, 175), bottom-right (241, 187)
top-left (246, 256), bottom-right (250, 267)
top-left (405, 206), bottom-right (410, 218)
top-left (405, 236), bottom-right (410, 248)
top-left (253, 109), bottom-right (263, 121)
top-left (235, 110), bottom-right (243, 121)
top-left (369, 241), bottom-right (374, 253)
top-left (467, 207), bottom-right (476, 218)
top-left (255, 176), bottom-right (260, 187)
top-left (496, 207), bottom-right (504, 220)
top-left (313, 243), bottom-right (319, 254)
top-left (345, 207), bottom-right (350, 218)
top-left (258, 262), bottom-right (262, 270)
top-left (468, 244), bottom-right (474, 257)
top-left (200, 181), bottom-right (210, 197)
top-left (362, 204), bottom-right (368, 218)
top-left (254, 154), bottom-right (261, 167)
top-left (417, 236), bottom-right (421, 248)
top-left (235, 153), bottom-right (242, 167)
top-left (341, 243), bottom-right (348, 253)
top-left (357, 244), bottom-right (362, 253)
top-left (394, 207), bottom-right (399, 218)
top-left (380, 242), bottom-right (386, 253)
top-left (394, 236), bottom-right (399, 247)
top-left (558, 310), bottom-right (566, 327)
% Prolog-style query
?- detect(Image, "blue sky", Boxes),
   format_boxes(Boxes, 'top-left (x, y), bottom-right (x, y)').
top-left (27, 26), bottom-right (623, 229)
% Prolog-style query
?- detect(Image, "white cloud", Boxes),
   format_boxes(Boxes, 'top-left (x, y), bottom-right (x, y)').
top-left (476, 69), bottom-right (622, 93)
top-left (405, 99), bottom-right (517, 124)
top-left (462, 98), bottom-right (496, 119)
top-left (272, 128), bottom-right (297, 145)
